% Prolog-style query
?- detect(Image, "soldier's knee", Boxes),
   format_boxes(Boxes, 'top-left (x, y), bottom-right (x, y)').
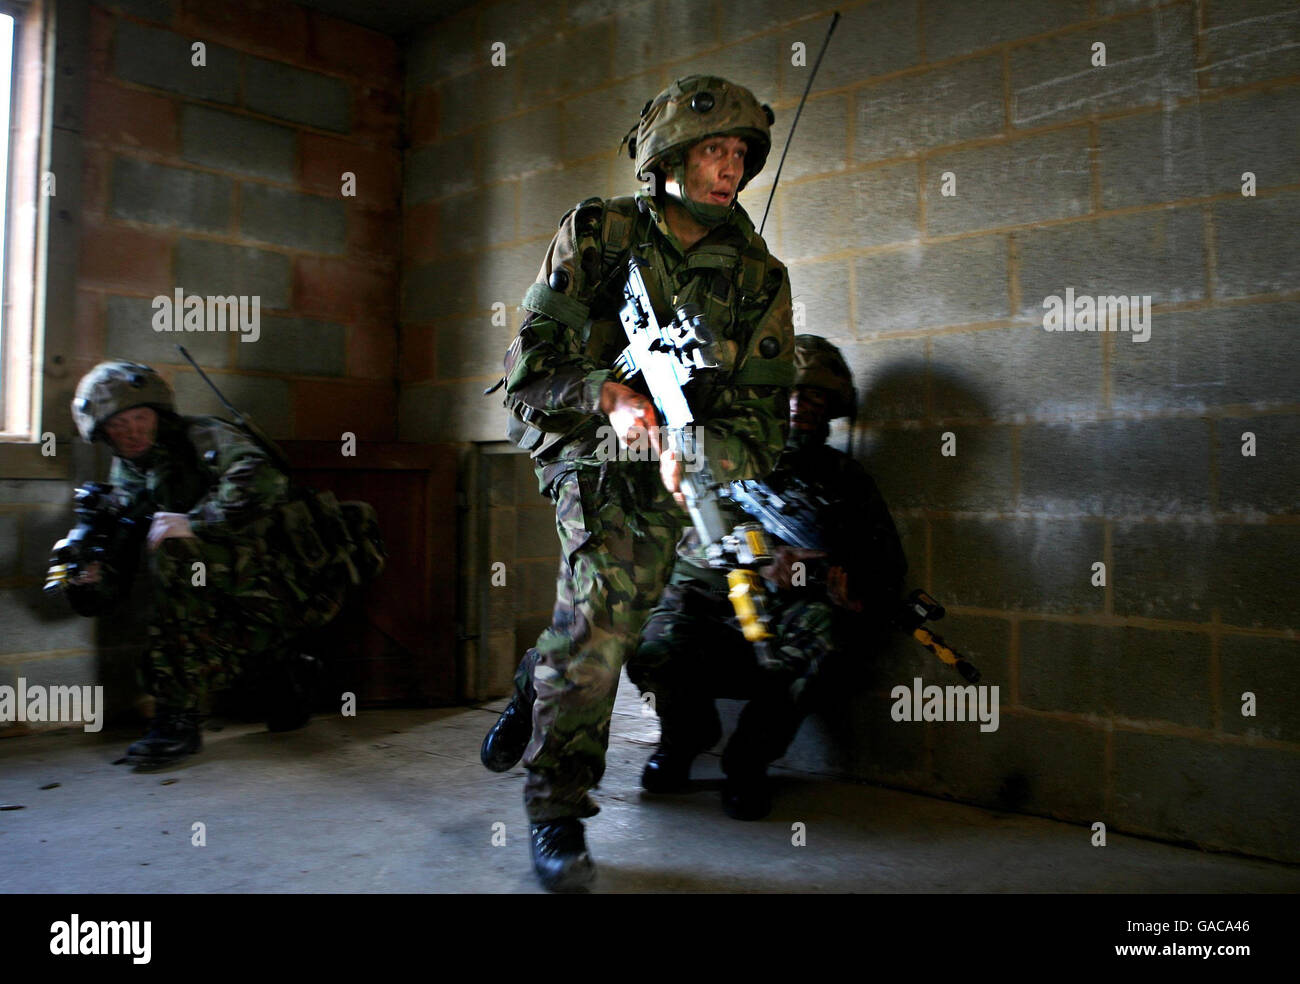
top-left (625, 646), bottom-right (654, 689)
top-left (638, 605), bottom-right (701, 663)
top-left (627, 634), bottom-right (670, 686)
top-left (639, 611), bottom-right (673, 646)
top-left (780, 599), bottom-right (835, 642)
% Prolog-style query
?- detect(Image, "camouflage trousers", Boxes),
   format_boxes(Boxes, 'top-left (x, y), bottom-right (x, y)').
top-left (145, 511), bottom-right (349, 713)
top-left (626, 574), bottom-right (854, 775)
top-left (514, 463), bottom-right (685, 823)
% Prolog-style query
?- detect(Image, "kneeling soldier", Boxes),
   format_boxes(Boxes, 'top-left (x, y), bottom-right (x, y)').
top-left (627, 335), bottom-right (907, 819)
top-left (55, 360), bottom-right (382, 766)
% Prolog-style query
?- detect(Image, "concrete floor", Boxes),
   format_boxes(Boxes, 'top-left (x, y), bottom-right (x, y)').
top-left (2, 674), bottom-right (1297, 894)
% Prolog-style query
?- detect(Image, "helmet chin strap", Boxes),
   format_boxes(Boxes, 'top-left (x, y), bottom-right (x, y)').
top-left (665, 160), bottom-right (734, 229)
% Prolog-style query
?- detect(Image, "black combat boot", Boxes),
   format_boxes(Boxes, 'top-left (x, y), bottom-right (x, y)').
top-left (721, 767), bottom-right (772, 821)
top-left (640, 704), bottom-right (721, 793)
top-left (265, 654), bottom-right (322, 733)
top-left (641, 741), bottom-right (706, 793)
top-left (125, 711), bottom-right (202, 766)
top-left (530, 818), bottom-right (596, 892)
top-left (480, 693), bottom-right (533, 772)
top-left (719, 691), bottom-right (795, 819)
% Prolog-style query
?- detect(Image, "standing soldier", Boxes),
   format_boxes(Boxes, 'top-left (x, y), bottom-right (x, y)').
top-left (58, 360), bottom-right (383, 766)
top-left (627, 335), bottom-right (908, 820)
top-left (480, 76), bottom-right (795, 890)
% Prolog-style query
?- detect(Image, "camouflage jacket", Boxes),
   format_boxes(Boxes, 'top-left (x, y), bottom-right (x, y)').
top-left (63, 414), bottom-right (289, 612)
top-left (64, 414), bottom-right (387, 620)
top-left (676, 435), bottom-right (908, 623)
top-left (107, 414), bottom-right (288, 532)
top-left (502, 192), bottom-right (795, 492)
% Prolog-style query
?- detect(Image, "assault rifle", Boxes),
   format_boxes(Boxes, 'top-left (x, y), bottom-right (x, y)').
top-left (613, 256), bottom-right (783, 666)
top-left (722, 476), bottom-right (981, 681)
top-left (725, 476), bottom-right (831, 553)
top-left (45, 483), bottom-right (154, 611)
top-left (613, 257), bottom-right (725, 539)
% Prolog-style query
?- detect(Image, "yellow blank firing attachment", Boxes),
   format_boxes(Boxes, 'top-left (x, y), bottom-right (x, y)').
top-left (913, 627), bottom-right (958, 665)
top-left (727, 569), bottom-right (772, 643)
top-left (44, 564), bottom-right (70, 594)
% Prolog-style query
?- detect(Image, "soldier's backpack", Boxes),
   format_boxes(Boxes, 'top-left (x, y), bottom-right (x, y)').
top-left (187, 417), bottom-right (388, 588)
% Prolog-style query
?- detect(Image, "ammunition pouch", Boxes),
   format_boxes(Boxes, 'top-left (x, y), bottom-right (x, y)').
top-left (287, 487), bottom-right (386, 587)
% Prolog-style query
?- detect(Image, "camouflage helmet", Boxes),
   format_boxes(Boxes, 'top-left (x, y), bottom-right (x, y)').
top-left (793, 335), bottom-right (855, 420)
top-left (622, 75), bottom-right (773, 225)
top-left (72, 360), bottom-right (175, 442)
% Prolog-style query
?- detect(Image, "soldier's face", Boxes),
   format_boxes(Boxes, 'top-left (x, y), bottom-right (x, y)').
top-left (103, 406), bottom-right (158, 459)
top-left (790, 387), bottom-right (830, 431)
top-left (681, 135), bottom-right (748, 206)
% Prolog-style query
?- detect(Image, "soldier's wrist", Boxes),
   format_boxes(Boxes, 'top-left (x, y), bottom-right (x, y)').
top-left (587, 370), bottom-right (616, 415)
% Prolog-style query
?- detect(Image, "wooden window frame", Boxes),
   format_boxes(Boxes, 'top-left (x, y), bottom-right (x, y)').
top-left (0, 0), bottom-right (50, 444)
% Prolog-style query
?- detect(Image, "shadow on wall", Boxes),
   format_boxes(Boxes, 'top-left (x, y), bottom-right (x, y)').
top-left (783, 358), bottom-right (1020, 797)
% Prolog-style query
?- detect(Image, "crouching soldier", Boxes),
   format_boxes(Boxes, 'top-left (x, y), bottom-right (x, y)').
top-left (53, 360), bottom-right (384, 766)
top-left (626, 335), bottom-right (907, 819)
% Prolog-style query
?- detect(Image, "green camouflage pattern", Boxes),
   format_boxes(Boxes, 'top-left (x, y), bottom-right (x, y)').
top-left (72, 360), bottom-right (176, 442)
top-left (66, 413), bottom-right (382, 713)
top-left (626, 435), bottom-right (907, 772)
top-left (144, 520), bottom-right (329, 711)
top-left (504, 190), bottom-right (794, 492)
top-left (629, 583), bottom-right (846, 772)
top-left (793, 334), bottom-right (856, 419)
top-left (626, 75), bottom-right (772, 192)
top-left (498, 171), bottom-right (795, 822)
top-left (514, 463), bottom-right (685, 822)
top-left (675, 435), bottom-right (907, 622)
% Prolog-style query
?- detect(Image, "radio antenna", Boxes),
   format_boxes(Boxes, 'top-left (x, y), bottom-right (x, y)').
top-left (759, 11), bottom-right (841, 236)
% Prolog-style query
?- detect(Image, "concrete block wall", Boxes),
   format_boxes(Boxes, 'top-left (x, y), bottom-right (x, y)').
top-left (2, 0), bottom-right (404, 733)
top-left (399, 0), bottom-right (662, 443)
top-left (75, 0), bottom-right (401, 441)
top-left (403, 0), bottom-right (1300, 862)
top-left (461, 448), bottom-right (558, 702)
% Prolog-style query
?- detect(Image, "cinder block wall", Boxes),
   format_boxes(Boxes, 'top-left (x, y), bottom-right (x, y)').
top-left (1, 0), bottom-right (403, 731)
top-left (402, 0), bottom-right (1299, 862)
top-left (76, 0), bottom-right (401, 438)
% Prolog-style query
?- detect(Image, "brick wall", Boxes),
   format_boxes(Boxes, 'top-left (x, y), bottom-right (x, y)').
top-left (1, 0), bottom-right (404, 733)
top-left (404, 0), bottom-right (1300, 862)
top-left (76, 0), bottom-right (401, 441)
